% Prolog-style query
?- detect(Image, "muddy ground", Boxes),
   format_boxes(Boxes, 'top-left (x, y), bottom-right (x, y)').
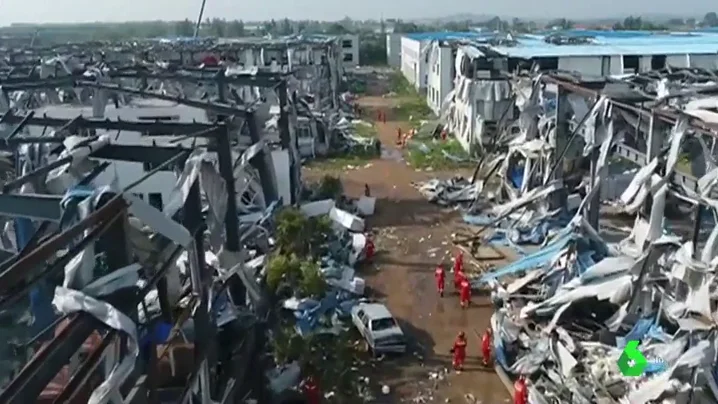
top-left (304, 87), bottom-right (512, 403)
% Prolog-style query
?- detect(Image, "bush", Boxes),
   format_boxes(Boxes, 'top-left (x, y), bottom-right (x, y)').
top-left (275, 207), bottom-right (334, 258)
top-left (266, 253), bottom-right (302, 293)
top-left (315, 175), bottom-right (343, 200)
top-left (299, 260), bottom-right (327, 298)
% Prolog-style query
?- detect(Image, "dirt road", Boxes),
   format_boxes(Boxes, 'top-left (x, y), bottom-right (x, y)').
top-left (305, 95), bottom-right (511, 403)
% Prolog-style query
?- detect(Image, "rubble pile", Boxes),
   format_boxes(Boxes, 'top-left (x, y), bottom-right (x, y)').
top-left (423, 71), bottom-right (718, 402)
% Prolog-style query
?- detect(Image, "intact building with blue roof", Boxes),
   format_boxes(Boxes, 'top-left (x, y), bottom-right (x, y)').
top-left (394, 29), bottom-right (718, 152)
top-left (399, 31), bottom-right (482, 92)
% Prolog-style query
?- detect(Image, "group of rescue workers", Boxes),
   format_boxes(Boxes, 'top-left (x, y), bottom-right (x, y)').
top-left (435, 252), bottom-right (489, 369)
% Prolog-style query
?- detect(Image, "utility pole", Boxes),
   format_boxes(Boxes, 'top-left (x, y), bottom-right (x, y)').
top-left (194, 0), bottom-right (208, 37)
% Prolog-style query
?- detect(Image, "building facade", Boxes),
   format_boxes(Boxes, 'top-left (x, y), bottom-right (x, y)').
top-left (339, 34), bottom-right (360, 67)
top-left (386, 33), bottom-right (402, 68)
top-left (400, 32), bottom-right (485, 93)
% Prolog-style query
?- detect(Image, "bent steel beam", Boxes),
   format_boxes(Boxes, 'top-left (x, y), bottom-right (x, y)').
top-left (0, 193), bottom-right (63, 221)
top-left (77, 81), bottom-right (254, 117)
top-left (0, 112), bottom-right (217, 133)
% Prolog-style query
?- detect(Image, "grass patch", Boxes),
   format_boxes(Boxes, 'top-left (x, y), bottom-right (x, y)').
top-left (393, 97), bottom-right (434, 121)
top-left (389, 71), bottom-right (414, 96)
top-left (305, 155), bottom-right (375, 170)
top-left (405, 139), bottom-right (474, 169)
top-left (387, 71), bottom-right (435, 121)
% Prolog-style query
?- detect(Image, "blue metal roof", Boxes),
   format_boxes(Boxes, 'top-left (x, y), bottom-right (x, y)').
top-left (489, 31), bottom-right (718, 58)
top-left (404, 31), bottom-right (488, 41)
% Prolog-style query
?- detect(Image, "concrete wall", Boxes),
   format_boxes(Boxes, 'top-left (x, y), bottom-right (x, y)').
top-left (386, 33), bottom-right (402, 68)
top-left (557, 56), bottom-right (604, 76)
top-left (689, 54), bottom-right (718, 69)
top-left (340, 34), bottom-right (360, 67)
top-left (553, 53), bottom-right (715, 76)
top-left (427, 45), bottom-right (454, 115)
top-left (401, 37), bottom-right (425, 90)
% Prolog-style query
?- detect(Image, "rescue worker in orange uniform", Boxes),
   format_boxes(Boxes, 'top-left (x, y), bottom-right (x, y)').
top-left (454, 250), bottom-right (464, 274)
top-left (302, 375), bottom-right (321, 404)
top-left (365, 235), bottom-right (375, 262)
top-left (454, 265), bottom-right (465, 290)
top-left (513, 375), bottom-right (528, 404)
top-left (459, 278), bottom-right (471, 308)
top-left (451, 331), bottom-right (468, 370)
top-left (481, 327), bottom-right (493, 366)
top-left (435, 264), bottom-right (446, 297)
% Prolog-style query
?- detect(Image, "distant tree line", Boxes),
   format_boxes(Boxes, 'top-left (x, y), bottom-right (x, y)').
top-left (4, 12), bottom-right (718, 67)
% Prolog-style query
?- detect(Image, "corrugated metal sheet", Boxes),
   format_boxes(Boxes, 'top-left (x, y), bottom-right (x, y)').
top-left (489, 31), bottom-right (718, 58)
top-left (404, 31), bottom-right (490, 41)
top-left (493, 43), bottom-right (718, 58)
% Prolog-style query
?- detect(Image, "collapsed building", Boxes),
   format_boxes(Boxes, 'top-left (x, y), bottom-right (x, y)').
top-left (415, 68), bottom-right (718, 402)
top-left (0, 35), bottom-right (373, 404)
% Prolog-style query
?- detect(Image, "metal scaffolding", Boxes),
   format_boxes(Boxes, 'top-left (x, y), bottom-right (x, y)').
top-left (0, 48), bottom-right (314, 402)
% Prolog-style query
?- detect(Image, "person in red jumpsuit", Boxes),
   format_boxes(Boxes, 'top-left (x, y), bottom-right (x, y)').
top-left (435, 264), bottom-right (446, 296)
top-left (459, 279), bottom-right (471, 308)
top-left (302, 375), bottom-right (321, 404)
top-left (481, 327), bottom-right (493, 366)
top-left (454, 250), bottom-right (464, 274)
top-left (365, 236), bottom-right (375, 262)
top-left (451, 331), bottom-right (468, 371)
top-left (513, 375), bottom-right (528, 404)
top-left (454, 266), bottom-right (465, 290)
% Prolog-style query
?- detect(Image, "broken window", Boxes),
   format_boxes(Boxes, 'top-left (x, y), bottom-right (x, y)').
top-left (343, 53), bottom-right (353, 62)
top-left (534, 57), bottom-right (559, 71)
top-left (148, 193), bottom-right (163, 210)
top-left (622, 55), bottom-right (639, 73)
top-left (342, 40), bottom-right (352, 48)
top-left (651, 55), bottom-right (667, 70)
top-left (132, 193), bottom-right (144, 200)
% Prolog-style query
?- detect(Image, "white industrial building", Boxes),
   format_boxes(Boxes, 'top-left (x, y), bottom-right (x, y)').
top-left (340, 34), bottom-right (360, 67)
top-left (428, 30), bottom-right (718, 152)
top-left (400, 32), bottom-right (484, 93)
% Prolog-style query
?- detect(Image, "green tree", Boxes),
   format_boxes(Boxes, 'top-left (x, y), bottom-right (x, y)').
top-left (226, 20), bottom-right (245, 37)
top-left (394, 20), bottom-right (421, 33)
top-left (174, 19), bottom-right (194, 37)
top-left (325, 22), bottom-right (348, 35)
top-left (704, 12), bottom-right (718, 27)
top-left (358, 35), bottom-right (387, 65)
top-left (299, 260), bottom-right (327, 298)
top-left (279, 18), bottom-right (293, 35)
top-left (209, 18), bottom-right (226, 37)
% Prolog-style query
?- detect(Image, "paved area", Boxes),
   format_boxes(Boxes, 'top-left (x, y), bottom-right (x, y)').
top-left (304, 93), bottom-right (511, 403)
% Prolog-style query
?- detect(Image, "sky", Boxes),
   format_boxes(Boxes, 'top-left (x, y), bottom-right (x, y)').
top-left (0, 0), bottom-right (715, 26)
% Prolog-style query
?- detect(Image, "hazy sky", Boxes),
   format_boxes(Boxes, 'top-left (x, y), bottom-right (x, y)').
top-left (0, 0), bottom-right (715, 25)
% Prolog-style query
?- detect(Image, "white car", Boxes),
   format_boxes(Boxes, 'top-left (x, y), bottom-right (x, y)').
top-left (350, 302), bottom-right (407, 356)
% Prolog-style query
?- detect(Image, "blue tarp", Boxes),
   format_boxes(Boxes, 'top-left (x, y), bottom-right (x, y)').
top-left (509, 166), bottom-right (524, 189)
top-left (616, 317), bottom-right (655, 349)
top-left (294, 292), bottom-right (340, 336)
top-left (477, 227), bottom-right (576, 284)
